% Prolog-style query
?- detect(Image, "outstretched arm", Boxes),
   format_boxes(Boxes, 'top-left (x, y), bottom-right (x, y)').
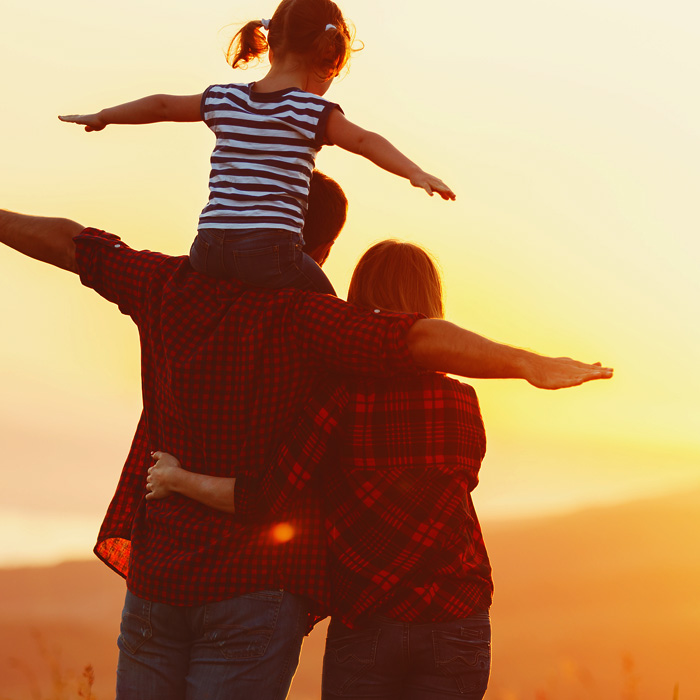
top-left (0, 209), bottom-right (81, 272)
top-left (326, 109), bottom-right (455, 200)
top-left (406, 319), bottom-right (613, 389)
top-left (59, 93), bottom-right (203, 132)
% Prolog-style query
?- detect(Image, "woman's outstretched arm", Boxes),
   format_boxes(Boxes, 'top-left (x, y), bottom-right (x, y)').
top-left (407, 318), bottom-right (613, 389)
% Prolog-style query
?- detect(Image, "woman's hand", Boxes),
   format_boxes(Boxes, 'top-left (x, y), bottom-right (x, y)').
top-left (146, 450), bottom-right (183, 500)
top-left (524, 357), bottom-right (613, 390)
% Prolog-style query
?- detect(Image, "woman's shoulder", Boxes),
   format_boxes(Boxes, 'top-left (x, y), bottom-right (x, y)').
top-left (349, 372), bottom-right (478, 400)
top-left (410, 371), bottom-right (477, 392)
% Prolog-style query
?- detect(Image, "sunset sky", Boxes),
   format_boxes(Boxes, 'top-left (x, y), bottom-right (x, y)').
top-left (1, 0), bottom-right (699, 566)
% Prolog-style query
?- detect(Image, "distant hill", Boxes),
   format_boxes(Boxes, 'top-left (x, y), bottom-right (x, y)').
top-left (1, 487), bottom-right (698, 699)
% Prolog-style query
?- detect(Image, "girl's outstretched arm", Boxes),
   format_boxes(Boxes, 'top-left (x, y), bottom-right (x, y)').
top-left (59, 93), bottom-right (203, 132)
top-left (326, 109), bottom-right (455, 200)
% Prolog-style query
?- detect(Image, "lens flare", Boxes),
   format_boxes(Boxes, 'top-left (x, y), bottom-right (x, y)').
top-left (271, 522), bottom-right (295, 543)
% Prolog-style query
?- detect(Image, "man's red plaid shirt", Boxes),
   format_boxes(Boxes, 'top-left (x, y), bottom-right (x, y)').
top-left (73, 228), bottom-right (420, 620)
top-left (235, 373), bottom-right (493, 628)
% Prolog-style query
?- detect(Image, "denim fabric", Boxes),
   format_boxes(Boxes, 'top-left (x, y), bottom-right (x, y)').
top-left (322, 612), bottom-right (491, 699)
top-left (190, 229), bottom-right (336, 295)
top-left (116, 589), bottom-right (309, 700)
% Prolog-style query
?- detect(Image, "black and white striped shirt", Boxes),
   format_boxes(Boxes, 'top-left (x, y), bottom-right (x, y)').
top-left (197, 83), bottom-right (340, 239)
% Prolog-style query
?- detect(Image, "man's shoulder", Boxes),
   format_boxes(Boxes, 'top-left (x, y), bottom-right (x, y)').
top-left (232, 287), bottom-right (350, 322)
top-left (74, 227), bottom-right (189, 305)
top-left (75, 228), bottom-right (181, 265)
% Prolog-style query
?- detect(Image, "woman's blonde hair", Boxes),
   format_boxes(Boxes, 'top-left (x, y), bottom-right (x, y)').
top-left (347, 240), bottom-right (444, 318)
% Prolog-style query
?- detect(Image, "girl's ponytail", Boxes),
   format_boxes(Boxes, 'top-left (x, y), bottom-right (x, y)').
top-left (227, 20), bottom-right (269, 69)
top-left (308, 22), bottom-right (351, 81)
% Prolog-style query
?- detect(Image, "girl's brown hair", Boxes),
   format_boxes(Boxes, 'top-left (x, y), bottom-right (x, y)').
top-left (348, 240), bottom-right (445, 319)
top-left (227, 0), bottom-right (353, 80)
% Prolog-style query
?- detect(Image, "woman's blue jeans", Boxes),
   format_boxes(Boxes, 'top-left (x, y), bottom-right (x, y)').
top-left (116, 589), bottom-right (310, 700)
top-left (322, 612), bottom-right (491, 699)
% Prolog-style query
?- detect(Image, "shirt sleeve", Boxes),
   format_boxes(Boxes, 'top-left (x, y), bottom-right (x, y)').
top-left (74, 228), bottom-right (172, 323)
top-left (315, 101), bottom-right (343, 147)
top-left (200, 84), bottom-right (217, 130)
top-left (289, 292), bottom-right (423, 378)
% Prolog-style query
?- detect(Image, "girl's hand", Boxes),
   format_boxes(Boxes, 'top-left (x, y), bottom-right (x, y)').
top-left (410, 171), bottom-right (456, 201)
top-left (58, 113), bottom-right (107, 132)
top-left (146, 450), bottom-right (183, 500)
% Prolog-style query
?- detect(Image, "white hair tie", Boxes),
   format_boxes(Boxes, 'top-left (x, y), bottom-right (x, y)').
top-left (261, 18), bottom-right (271, 30)
top-left (325, 23), bottom-right (336, 31)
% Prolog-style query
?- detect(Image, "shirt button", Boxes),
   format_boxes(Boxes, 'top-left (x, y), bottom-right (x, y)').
top-left (373, 309), bottom-right (381, 313)
top-left (114, 244), bottom-right (121, 248)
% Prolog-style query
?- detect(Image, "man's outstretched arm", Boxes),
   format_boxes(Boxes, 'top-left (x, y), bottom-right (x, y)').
top-left (0, 209), bottom-right (82, 273)
top-left (407, 319), bottom-right (613, 390)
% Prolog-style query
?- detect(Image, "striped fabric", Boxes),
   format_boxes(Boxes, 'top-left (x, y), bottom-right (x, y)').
top-left (197, 83), bottom-right (340, 238)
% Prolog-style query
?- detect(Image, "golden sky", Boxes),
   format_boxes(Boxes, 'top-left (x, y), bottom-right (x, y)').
top-left (1, 0), bottom-right (699, 565)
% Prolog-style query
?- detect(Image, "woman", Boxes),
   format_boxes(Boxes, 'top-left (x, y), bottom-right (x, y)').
top-left (148, 240), bottom-right (492, 699)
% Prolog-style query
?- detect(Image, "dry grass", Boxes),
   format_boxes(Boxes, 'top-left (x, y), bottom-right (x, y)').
top-left (1, 638), bottom-right (684, 700)
top-left (523, 655), bottom-right (682, 700)
top-left (1, 631), bottom-right (96, 700)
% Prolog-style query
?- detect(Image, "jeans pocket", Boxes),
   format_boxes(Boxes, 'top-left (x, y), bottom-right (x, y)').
top-left (229, 241), bottom-right (285, 286)
top-left (203, 589), bottom-right (284, 660)
top-left (118, 592), bottom-right (153, 655)
top-left (432, 625), bottom-right (491, 695)
top-left (323, 621), bottom-right (381, 695)
top-left (189, 234), bottom-right (211, 275)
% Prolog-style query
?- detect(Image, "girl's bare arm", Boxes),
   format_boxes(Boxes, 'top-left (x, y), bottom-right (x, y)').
top-left (326, 109), bottom-right (455, 200)
top-left (59, 93), bottom-right (203, 132)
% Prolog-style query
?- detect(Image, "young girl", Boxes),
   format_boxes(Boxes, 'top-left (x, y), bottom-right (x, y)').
top-left (60, 0), bottom-right (455, 294)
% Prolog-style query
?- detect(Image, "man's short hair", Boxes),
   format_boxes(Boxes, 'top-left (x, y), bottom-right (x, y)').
top-left (302, 171), bottom-right (348, 254)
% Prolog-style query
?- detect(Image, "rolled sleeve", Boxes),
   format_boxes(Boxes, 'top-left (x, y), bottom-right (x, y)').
top-left (74, 228), bottom-right (171, 321)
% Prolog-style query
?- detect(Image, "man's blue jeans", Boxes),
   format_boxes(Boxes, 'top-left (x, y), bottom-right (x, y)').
top-left (116, 589), bottom-right (310, 700)
top-left (322, 612), bottom-right (491, 699)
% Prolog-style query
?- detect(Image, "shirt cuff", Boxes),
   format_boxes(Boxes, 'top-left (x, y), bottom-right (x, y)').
top-left (379, 311), bottom-right (424, 375)
top-left (74, 227), bottom-right (126, 289)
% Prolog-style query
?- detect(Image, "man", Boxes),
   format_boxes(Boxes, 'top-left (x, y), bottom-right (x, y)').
top-left (0, 172), bottom-right (612, 700)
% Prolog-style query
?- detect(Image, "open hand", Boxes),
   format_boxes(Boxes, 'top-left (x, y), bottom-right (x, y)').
top-left (410, 171), bottom-right (456, 201)
top-left (146, 450), bottom-right (182, 500)
top-left (58, 113), bottom-right (107, 132)
top-left (526, 358), bottom-right (614, 390)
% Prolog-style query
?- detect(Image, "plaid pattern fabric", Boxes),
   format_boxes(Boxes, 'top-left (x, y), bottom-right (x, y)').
top-left (239, 373), bottom-right (493, 627)
top-left (74, 228), bottom-right (420, 619)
